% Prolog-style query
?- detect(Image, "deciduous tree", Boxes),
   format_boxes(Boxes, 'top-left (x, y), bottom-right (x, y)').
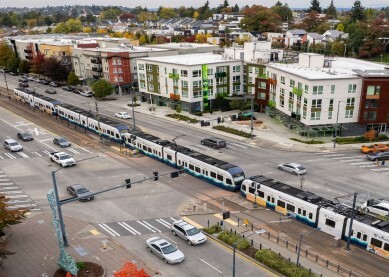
top-left (18, 60), bottom-right (30, 74)
top-left (114, 261), bottom-right (150, 277)
top-left (0, 40), bottom-right (14, 68)
top-left (6, 54), bottom-right (20, 73)
top-left (42, 57), bottom-right (68, 81)
top-left (30, 51), bottom-right (46, 76)
top-left (91, 79), bottom-right (113, 98)
top-left (364, 129), bottom-right (377, 145)
top-left (0, 195), bottom-right (27, 236)
top-left (67, 71), bottom-right (80, 87)
top-left (240, 5), bottom-right (282, 32)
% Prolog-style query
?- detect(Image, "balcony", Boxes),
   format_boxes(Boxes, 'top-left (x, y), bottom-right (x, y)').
top-left (268, 78), bottom-right (277, 85)
top-left (24, 49), bottom-right (32, 53)
top-left (215, 72), bottom-right (227, 78)
top-left (258, 74), bottom-right (268, 79)
top-left (92, 73), bottom-right (102, 79)
top-left (91, 58), bottom-right (102, 64)
top-left (170, 93), bottom-right (180, 100)
top-left (292, 87), bottom-right (303, 96)
top-left (92, 67), bottom-right (103, 72)
top-left (168, 73), bottom-right (179, 79)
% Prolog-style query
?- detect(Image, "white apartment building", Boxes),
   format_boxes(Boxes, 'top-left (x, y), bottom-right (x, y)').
top-left (266, 53), bottom-right (363, 126)
top-left (224, 41), bottom-right (284, 64)
top-left (136, 53), bottom-right (244, 113)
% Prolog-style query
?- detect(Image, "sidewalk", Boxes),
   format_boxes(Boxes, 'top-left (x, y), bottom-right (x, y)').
top-left (104, 95), bottom-right (388, 153)
top-left (1, 212), bottom-right (158, 277)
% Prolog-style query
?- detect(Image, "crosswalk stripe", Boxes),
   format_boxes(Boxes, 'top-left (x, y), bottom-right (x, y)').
top-left (371, 168), bottom-right (389, 172)
top-left (339, 159), bottom-right (364, 162)
top-left (360, 165), bottom-right (381, 168)
top-left (3, 153), bottom-right (15, 159)
top-left (0, 155), bottom-right (4, 159)
top-left (136, 220), bottom-right (156, 233)
top-left (170, 217), bottom-right (178, 222)
top-left (323, 154), bottom-right (345, 157)
top-left (118, 222), bottom-right (137, 235)
top-left (120, 222), bottom-right (141, 235)
top-left (0, 186), bottom-right (19, 190)
top-left (350, 162), bottom-right (375, 165)
top-left (156, 219), bottom-right (171, 228)
top-left (17, 152), bottom-right (29, 158)
top-left (67, 148), bottom-right (80, 154)
top-left (0, 175), bottom-right (7, 177)
top-left (32, 152), bottom-right (42, 157)
top-left (99, 223), bottom-right (120, 237)
top-left (142, 220), bottom-right (161, 232)
top-left (42, 150), bottom-right (51, 156)
top-left (5, 195), bottom-right (29, 198)
top-left (10, 203), bottom-right (37, 208)
top-left (0, 182), bottom-right (13, 186)
top-left (2, 190), bottom-right (24, 194)
top-left (6, 199), bottom-right (34, 204)
top-left (158, 218), bottom-right (172, 226)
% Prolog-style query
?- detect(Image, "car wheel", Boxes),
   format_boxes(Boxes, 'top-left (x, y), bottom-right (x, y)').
top-left (172, 230), bottom-right (177, 236)
top-left (278, 166), bottom-right (282, 170)
top-left (50, 157), bottom-right (54, 162)
top-left (147, 247), bottom-right (152, 252)
top-left (163, 258), bottom-right (169, 264)
top-left (61, 163), bottom-right (64, 168)
top-left (292, 171), bottom-right (297, 175)
top-left (187, 240), bottom-right (192, 246)
top-left (201, 141), bottom-right (204, 145)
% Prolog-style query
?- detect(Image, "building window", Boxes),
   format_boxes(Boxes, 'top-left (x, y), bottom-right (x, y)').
top-left (348, 84), bottom-right (357, 93)
top-left (233, 65), bottom-right (240, 73)
top-left (331, 85), bottom-right (335, 94)
top-left (193, 91), bottom-right (202, 98)
top-left (233, 85), bottom-right (241, 93)
top-left (233, 76), bottom-right (241, 83)
top-left (248, 77), bottom-right (254, 84)
top-left (181, 80), bottom-right (188, 88)
top-left (208, 79), bottom-right (213, 86)
top-left (216, 77), bottom-right (227, 85)
top-left (346, 97), bottom-right (355, 106)
top-left (192, 70), bottom-right (201, 77)
top-left (328, 111), bottom-right (333, 119)
top-left (365, 99), bottom-right (378, 108)
top-left (280, 88), bottom-right (285, 97)
top-left (290, 79), bottom-right (295, 88)
top-left (281, 76), bottom-right (285, 84)
top-left (139, 73), bottom-right (145, 80)
top-left (217, 86), bottom-right (227, 94)
top-left (364, 111), bottom-right (377, 121)
top-left (147, 64), bottom-right (152, 72)
top-left (288, 102), bottom-right (293, 111)
top-left (313, 86), bottom-right (323, 95)
top-left (345, 109), bottom-right (354, 118)
top-left (173, 79), bottom-right (178, 86)
top-left (367, 86), bottom-right (380, 96)
top-left (181, 70), bottom-right (188, 77)
top-left (258, 81), bottom-right (266, 89)
top-left (280, 98), bottom-right (284, 107)
top-left (140, 82), bottom-right (146, 89)
top-left (182, 90), bottom-right (188, 98)
top-left (311, 111), bottom-right (321, 120)
top-left (147, 75), bottom-right (153, 81)
top-left (329, 99), bottom-right (334, 107)
top-left (289, 91), bottom-right (294, 101)
top-left (156, 66), bottom-right (159, 73)
top-left (193, 80), bottom-right (201, 88)
top-left (209, 88), bottom-right (214, 96)
top-left (312, 99), bottom-right (322, 108)
top-left (149, 84), bottom-right (154, 91)
top-left (207, 68), bottom-right (213, 76)
top-left (138, 64), bottom-right (144, 70)
top-left (303, 98), bottom-right (307, 107)
top-left (259, 92), bottom-right (266, 99)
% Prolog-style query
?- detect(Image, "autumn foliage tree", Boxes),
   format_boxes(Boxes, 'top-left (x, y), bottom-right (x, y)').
top-left (114, 261), bottom-right (150, 277)
top-left (364, 129), bottom-right (377, 145)
top-left (30, 51), bottom-right (46, 76)
top-left (240, 5), bottom-right (282, 32)
top-left (41, 57), bottom-right (69, 81)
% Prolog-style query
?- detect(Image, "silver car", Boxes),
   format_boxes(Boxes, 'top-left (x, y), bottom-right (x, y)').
top-left (146, 237), bottom-right (184, 264)
top-left (171, 220), bottom-right (207, 245)
top-left (3, 139), bottom-right (23, 152)
top-left (277, 162), bottom-right (306, 175)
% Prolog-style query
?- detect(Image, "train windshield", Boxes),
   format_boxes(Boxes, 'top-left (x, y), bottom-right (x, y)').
top-left (228, 167), bottom-right (245, 184)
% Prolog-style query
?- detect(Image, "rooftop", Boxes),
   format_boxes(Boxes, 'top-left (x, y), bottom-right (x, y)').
top-left (138, 53), bottom-right (240, 66)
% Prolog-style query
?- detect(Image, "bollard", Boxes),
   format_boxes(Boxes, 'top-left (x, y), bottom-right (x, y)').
top-left (286, 241), bottom-right (288, 248)
top-left (251, 224), bottom-right (253, 231)
top-left (260, 243), bottom-right (262, 250)
top-left (238, 218), bottom-right (239, 227)
top-left (316, 254), bottom-right (318, 262)
top-left (251, 239), bottom-right (253, 246)
top-left (207, 220), bottom-right (209, 228)
top-left (234, 230), bottom-right (236, 234)
top-left (326, 260), bottom-right (329, 267)
top-left (306, 250), bottom-right (308, 257)
top-left (243, 234), bottom-right (245, 238)
top-left (277, 236), bottom-right (279, 243)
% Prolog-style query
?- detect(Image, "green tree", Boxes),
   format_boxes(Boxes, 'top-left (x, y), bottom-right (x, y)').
top-left (99, 7), bottom-right (122, 20)
top-left (240, 5), bottom-right (282, 32)
top-left (157, 7), bottom-right (177, 19)
top-left (272, 2), bottom-right (293, 22)
top-left (66, 19), bottom-right (83, 33)
top-left (53, 22), bottom-right (68, 33)
top-left (91, 79), bottom-right (113, 98)
top-left (67, 71), bottom-right (80, 87)
top-left (0, 195), bottom-right (27, 236)
top-left (331, 42), bottom-right (345, 56)
top-left (18, 60), bottom-right (30, 74)
top-left (0, 40), bottom-right (14, 68)
top-left (346, 21), bottom-right (367, 55)
top-left (350, 1), bottom-right (365, 22)
top-left (325, 0), bottom-right (337, 19)
top-left (42, 57), bottom-right (68, 81)
top-left (197, 1), bottom-right (213, 20)
top-left (308, 0), bottom-right (322, 13)
top-left (6, 54), bottom-right (20, 72)
top-left (336, 23), bottom-right (345, 31)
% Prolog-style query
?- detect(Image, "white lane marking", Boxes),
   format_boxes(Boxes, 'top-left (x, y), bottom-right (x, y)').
top-left (371, 168), bottom-right (389, 172)
top-left (2, 190), bottom-right (24, 194)
top-left (0, 118), bottom-right (23, 131)
top-left (6, 199), bottom-right (34, 204)
top-left (0, 175), bottom-right (7, 177)
top-left (67, 148), bottom-right (80, 154)
top-left (0, 183), bottom-right (14, 186)
top-left (80, 147), bottom-right (92, 153)
top-left (170, 217), bottom-right (178, 222)
top-left (5, 195), bottom-right (29, 199)
top-left (339, 159), bottom-right (363, 162)
top-left (98, 223), bottom-right (120, 237)
top-left (17, 152), bottom-right (29, 158)
top-left (196, 144), bottom-right (213, 150)
top-left (0, 155), bottom-right (4, 159)
top-left (142, 221), bottom-right (161, 232)
top-left (0, 186), bottom-right (19, 190)
top-left (350, 162), bottom-right (374, 165)
top-left (323, 154), bottom-right (345, 157)
top-left (198, 258), bottom-right (223, 274)
top-left (229, 142), bottom-right (248, 149)
top-left (38, 141), bottom-right (56, 151)
top-left (14, 123), bottom-right (34, 127)
top-left (119, 222), bottom-right (141, 235)
top-left (32, 152), bottom-right (42, 157)
top-left (136, 220), bottom-right (156, 233)
top-left (226, 145), bottom-right (236, 149)
top-left (27, 127), bottom-right (46, 136)
top-left (3, 153), bottom-right (16, 159)
top-left (42, 150), bottom-right (51, 156)
top-left (159, 218), bottom-right (172, 226)
top-left (10, 204), bottom-right (37, 208)
top-left (156, 219), bottom-right (171, 228)
top-left (332, 156), bottom-right (353, 159)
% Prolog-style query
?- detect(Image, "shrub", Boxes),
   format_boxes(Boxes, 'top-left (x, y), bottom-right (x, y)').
top-left (76, 262), bottom-right (86, 269)
top-left (127, 103), bottom-right (141, 107)
top-left (217, 231), bottom-right (250, 250)
top-left (166, 113), bottom-right (199, 123)
top-left (203, 224), bottom-right (222, 234)
top-left (193, 111), bottom-right (203, 116)
top-left (255, 249), bottom-right (316, 277)
top-left (176, 105), bottom-right (182, 113)
top-left (290, 138), bottom-right (325, 144)
top-left (213, 125), bottom-right (251, 138)
top-left (336, 134), bottom-right (388, 145)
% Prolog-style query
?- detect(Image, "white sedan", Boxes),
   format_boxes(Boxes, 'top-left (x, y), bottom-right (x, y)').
top-left (277, 162), bottom-right (307, 175)
top-left (114, 112), bottom-right (132, 119)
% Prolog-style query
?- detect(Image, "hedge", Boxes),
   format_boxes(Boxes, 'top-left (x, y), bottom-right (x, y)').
top-left (290, 138), bottom-right (325, 144)
top-left (213, 125), bottom-right (251, 138)
top-left (202, 224), bottom-right (222, 235)
top-left (166, 113), bottom-right (199, 123)
top-left (217, 231), bottom-right (250, 251)
top-left (336, 134), bottom-right (388, 145)
top-left (255, 249), bottom-right (316, 277)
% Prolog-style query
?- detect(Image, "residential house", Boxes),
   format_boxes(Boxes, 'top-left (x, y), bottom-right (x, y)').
top-left (285, 29), bottom-right (306, 47)
top-left (302, 33), bottom-right (323, 45)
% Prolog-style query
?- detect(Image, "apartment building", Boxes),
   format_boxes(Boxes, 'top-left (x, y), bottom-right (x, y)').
top-left (266, 53), bottom-right (389, 135)
top-left (136, 53), bottom-right (244, 113)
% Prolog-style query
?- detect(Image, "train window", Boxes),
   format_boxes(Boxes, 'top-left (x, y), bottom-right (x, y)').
top-left (195, 167), bottom-right (200, 173)
top-left (249, 187), bottom-right (255, 194)
top-left (325, 219), bottom-right (336, 228)
top-left (226, 179), bottom-right (232, 185)
top-left (184, 162), bottom-right (187, 167)
top-left (277, 200), bottom-right (285, 208)
top-left (143, 146), bottom-right (147, 151)
top-left (116, 134), bottom-right (120, 138)
top-left (309, 213), bottom-right (313, 219)
top-left (384, 243), bottom-right (389, 251)
top-left (159, 152), bottom-right (161, 156)
top-left (189, 164), bottom-right (194, 170)
top-left (217, 174), bottom-right (223, 181)
top-left (267, 196), bottom-right (270, 202)
top-left (303, 210), bottom-right (306, 216)
top-left (241, 185), bottom-right (246, 191)
top-left (210, 172), bottom-right (216, 178)
top-left (357, 232), bottom-right (361, 239)
top-left (148, 147), bottom-right (152, 152)
top-left (286, 204), bottom-right (295, 212)
top-left (371, 238), bottom-right (382, 248)
top-left (167, 154), bottom-right (172, 161)
top-left (298, 208), bottom-right (301, 214)
top-left (363, 234), bottom-right (367, 241)
top-left (257, 190), bottom-right (264, 198)
top-left (205, 171), bottom-right (208, 176)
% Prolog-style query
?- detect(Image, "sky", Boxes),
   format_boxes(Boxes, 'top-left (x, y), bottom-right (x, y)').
top-left (0, 0), bottom-right (387, 9)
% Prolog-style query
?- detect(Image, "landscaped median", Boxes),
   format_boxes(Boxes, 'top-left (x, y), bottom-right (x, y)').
top-left (203, 225), bottom-right (317, 277)
top-left (213, 125), bottom-right (251, 138)
top-left (166, 113), bottom-right (199, 123)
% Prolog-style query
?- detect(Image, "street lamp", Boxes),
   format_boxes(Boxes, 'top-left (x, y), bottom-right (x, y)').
top-left (250, 94), bottom-right (254, 139)
top-left (296, 228), bottom-right (320, 266)
top-left (333, 100), bottom-right (344, 148)
top-left (233, 230), bottom-right (265, 277)
top-left (130, 86), bottom-right (136, 131)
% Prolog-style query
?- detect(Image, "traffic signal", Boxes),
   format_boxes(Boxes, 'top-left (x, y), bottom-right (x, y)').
top-left (223, 211), bottom-right (230, 220)
top-left (153, 171), bottom-right (158, 181)
top-left (125, 179), bottom-right (131, 189)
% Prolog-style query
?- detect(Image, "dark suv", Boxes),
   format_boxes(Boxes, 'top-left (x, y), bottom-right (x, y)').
top-left (200, 137), bottom-right (226, 148)
top-left (366, 151), bottom-right (389, 161)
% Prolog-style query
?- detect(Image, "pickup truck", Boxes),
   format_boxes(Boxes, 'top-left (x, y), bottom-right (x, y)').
top-left (50, 151), bottom-right (76, 167)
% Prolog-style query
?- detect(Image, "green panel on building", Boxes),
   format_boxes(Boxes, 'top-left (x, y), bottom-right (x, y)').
top-left (202, 64), bottom-right (209, 110)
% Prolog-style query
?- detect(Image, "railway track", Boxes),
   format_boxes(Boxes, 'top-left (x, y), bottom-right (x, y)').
top-left (0, 90), bottom-right (386, 276)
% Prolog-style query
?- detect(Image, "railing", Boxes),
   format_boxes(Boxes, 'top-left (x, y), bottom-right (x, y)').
top-left (91, 58), bottom-right (102, 64)
top-left (168, 73), bottom-right (179, 79)
top-left (215, 72), bottom-right (227, 78)
top-left (268, 78), bottom-right (277, 85)
top-left (169, 93), bottom-right (180, 100)
top-left (92, 67), bottom-right (102, 72)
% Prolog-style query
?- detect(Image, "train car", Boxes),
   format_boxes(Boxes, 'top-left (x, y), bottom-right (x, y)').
top-left (13, 88), bottom-right (62, 115)
top-left (123, 131), bottom-right (167, 162)
top-left (343, 214), bottom-right (389, 259)
top-left (316, 206), bottom-right (347, 239)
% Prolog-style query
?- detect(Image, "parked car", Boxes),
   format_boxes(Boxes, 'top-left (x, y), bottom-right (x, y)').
top-left (360, 144), bottom-right (389, 154)
top-left (361, 200), bottom-right (389, 217)
top-left (66, 184), bottom-right (94, 201)
top-left (200, 137), bottom-right (226, 148)
top-left (366, 151), bottom-right (389, 161)
top-left (3, 139), bottom-right (23, 152)
top-left (73, 89), bottom-right (82, 94)
top-left (45, 88), bottom-right (57, 94)
top-left (9, 72), bottom-right (17, 76)
top-left (17, 132), bottom-right (33, 141)
top-left (49, 81), bottom-right (60, 87)
top-left (171, 220), bottom-right (207, 245)
top-left (18, 78), bottom-right (28, 83)
top-left (18, 82), bottom-right (29, 87)
top-left (39, 79), bottom-right (49, 85)
top-left (62, 86), bottom-right (74, 91)
top-left (114, 112), bottom-right (132, 119)
top-left (146, 237), bottom-right (184, 264)
top-left (53, 137), bottom-right (71, 148)
top-left (80, 90), bottom-right (93, 97)
top-left (277, 162), bottom-right (307, 175)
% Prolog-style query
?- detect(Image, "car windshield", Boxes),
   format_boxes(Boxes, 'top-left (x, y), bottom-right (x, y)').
top-left (161, 244), bottom-right (177, 254)
top-left (9, 142), bottom-right (19, 146)
top-left (297, 166), bottom-right (305, 170)
top-left (59, 155), bottom-right (71, 160)
top-left (22, 133), bottom-right (30, 137)
top-left (58, 138), bottom-right (67, 143)
top-left (186, 227), bottom-right (200, 236)
top-left (76, 187), bottom-right (89, 194)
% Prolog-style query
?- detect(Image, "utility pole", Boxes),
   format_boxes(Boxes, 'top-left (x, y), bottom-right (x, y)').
top-left (131, 87), bottom-right (136, 131)
top-left (250, 95), bottom-right (254, 139)
top-left (51, 170), bottom-right (69, 247)
top-left (346, 193), bottom-right (357, 251)
top-left (3, 71), bottom-right (9, 93)
top-left (334, 100), bottom-right (342, 148)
